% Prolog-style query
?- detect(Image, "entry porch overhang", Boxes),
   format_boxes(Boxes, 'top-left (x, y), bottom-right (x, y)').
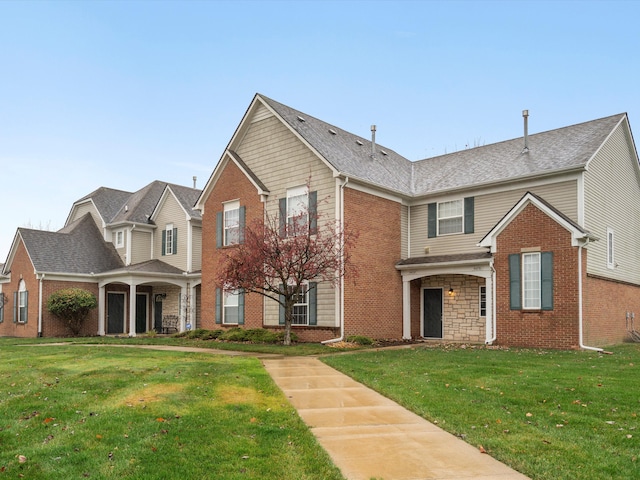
top-left (395, 252), bottom-right (494, 342)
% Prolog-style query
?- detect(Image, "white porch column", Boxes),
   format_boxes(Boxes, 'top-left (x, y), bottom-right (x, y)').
top-left (129, 283), bottom-right (137, 337)
top-left (189, 284), bottom-right (197, 330)
top-left (484, 273), bottom-right (494, 344)
top-left (180, 285), bottom-right (187, 332)
top-left (402, 278), bottom-right (412, 339)
top-left (98, 285), bottom-right (106, 336)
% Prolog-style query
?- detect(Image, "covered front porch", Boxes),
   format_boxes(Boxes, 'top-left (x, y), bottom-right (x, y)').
top-left (93, 260), bottom-right (201, 337)
top-left (396, 253), bottom-right (495, 343)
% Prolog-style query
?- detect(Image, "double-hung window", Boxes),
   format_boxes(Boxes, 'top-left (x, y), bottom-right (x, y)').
top-left (215, 288), bottom-right (244, 325)
top-left (162, 224), bottom-right (177, 256)
top-left (479, 286), bottom-right (487, 317)
top-left (428, 197), bottom-right (474, 238)
top-left (115, 230), bottom-right (124, 248)
top-left (279, 282), bottom-right (317, 326)
top-left (280, 187), bottom-right (317, 236)
top-left (509, 252), bottom-right (553, 311)
top-left (224, 201), bottom-right (240, 246)
top-left (607, 227), bottom-right (615, 269)
top-left (438, 200), bottom-right (463, 235)
top-left (14, 280), bottom-right (28, 324)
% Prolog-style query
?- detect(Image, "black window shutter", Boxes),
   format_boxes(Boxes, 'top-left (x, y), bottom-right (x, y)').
top-left (309, 191), bottom-right (317, 233)
top-left (239, 206), bottom-right (246, 244)
top-left (161, 230), bottom-right (166, 256)
top-left (238, 289), bottom-right (245, 325)
top-left (464, 197), bottom-right (474, 234)
top-left (428, 203), bottom-right (437, 238)
top-left (541, 252), bottom-right (554, 310)
top-left (172, 228), bottom-right (178, 254)
top-left (509, 254), bottom-right (522, 310)
top-left (279, 285), bottom-right (285, 325)
top-left (23, 291), bottom-right (28, 324)
top-left (215, 288), bottom-right (222, 324)
top-left (13, 291), bottom-right (17, 323)
top-left (216, 211), bottom-right (223, 248)
top-left (279, 198), bottom-right (287, 237)
top-left (308, 282), bottom-right (317, 325)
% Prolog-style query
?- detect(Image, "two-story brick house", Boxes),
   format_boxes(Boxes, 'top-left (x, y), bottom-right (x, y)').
top-left (0, 181), bottom-right (202, 337)
top-left (196, 94), bottom-right (640, 349)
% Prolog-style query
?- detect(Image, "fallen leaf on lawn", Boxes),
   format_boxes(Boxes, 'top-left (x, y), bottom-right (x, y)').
top-left (18, 455), bottom-right (27, 464)
top-left (96, 434), bottom-right (103, 439)
top-left (43, 417), bottom-right (55, 424)
top-left (478, 445), bottom-right (487, 454)
top-left (627, 434), bottom-right (633, 439)
top-left (156, 418), bottom-right (166, 422)
top-left (242, 455), bottom-right (249, 459)
top-left (526, 412), bottom-right (533, 417)
top-left (250, 417), bottom-right (257, 423)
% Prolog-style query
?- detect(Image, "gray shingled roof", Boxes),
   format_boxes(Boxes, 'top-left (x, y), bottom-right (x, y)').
top-left (73, 181), bottom-right (202, 227)
top-left (19, 214), bottom-right (124, 274)
top-left (411, 113), bottom-right (626, 195)
top-left (106, 259), bottom-right (186, 276)
top-left (259, 95), bottom-right (414, 194)
top-left (74, 187), bottom-right (132, 224)
top-left (259, 94), bottom-right (626, 198)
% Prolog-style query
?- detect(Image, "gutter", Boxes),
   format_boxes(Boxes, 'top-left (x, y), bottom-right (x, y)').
top-left (486, 258), bottom-right (497, 344)
top-left (38, 273), bottom-right (44, 337)
top-left (322, 176), bottom-right (349, 344)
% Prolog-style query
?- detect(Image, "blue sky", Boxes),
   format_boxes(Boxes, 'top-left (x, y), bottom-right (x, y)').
top-left (2, 0), bottom-right (639, 259)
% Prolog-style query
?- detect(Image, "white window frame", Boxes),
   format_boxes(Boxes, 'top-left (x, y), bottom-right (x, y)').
top-left (165, 224), bottom-right (174, 256)
top-left (287, 186), bottom-right (308, 233)
top-left (18, 280), bottom-right (27, 324)
top-left (607, 227), bottom-right (615, 269)
top-left (223, 200), bottom-right (240, 246)
top-left (437, 199), bottom-right (463, 236)
top-left (479, 285), bottom-right (486, 317)
top-left (291, 283), bottom-right (309, 325)
top-left (115, 230), bottom-right (124, 248)
top-left (223, 289), bottom-right (240, 325)
top-left (522, 252), bottom-right (541, 310)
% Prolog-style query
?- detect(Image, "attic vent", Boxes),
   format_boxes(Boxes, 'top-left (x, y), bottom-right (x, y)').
top-left (356, 140), bottom-right (363, 146)
top-left (297, 115), bottom-right (305, 122)
top-left (328, 128), bottom-right (337, 135)
top-left (381, 150), bottom-right (388, 156)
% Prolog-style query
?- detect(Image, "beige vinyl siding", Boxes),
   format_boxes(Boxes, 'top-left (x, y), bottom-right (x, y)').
top-left (236, 114), bottom-right (337, 327)
top-left (154, 194), bottom-right (189, 270)
top-left (70, 202), bottom-right (102, 229)
top-left (191, 225), bottom-right (202, 271)
top-left (401, 204), bottom-right (409, 259)
top-left (410, 179), bottom-right (578, 257)
top-left (584, 121), bottom-right (640, 283)
top-left (131, 229), bottom-right (151, 264)
top-left (251, 104), bottom-right (273, 123)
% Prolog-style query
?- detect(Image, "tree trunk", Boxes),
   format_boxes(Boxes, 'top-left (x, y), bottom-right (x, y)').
top-left (283, 299), bottom-right (294, 346)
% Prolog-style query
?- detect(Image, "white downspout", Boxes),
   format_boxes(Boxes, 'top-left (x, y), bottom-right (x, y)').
top-left (38, 273), bottom-right (44, 337)
top-left (486, 258), bottom-right (497, 344)
top-left (578, 238), bottom-right (603, 352)
top-left (322, 176), bottom-right (349, 344)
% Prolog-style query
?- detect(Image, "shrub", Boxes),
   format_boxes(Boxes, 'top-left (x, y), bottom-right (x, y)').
top-left (47, 288), bottom-right (98, 336)
top-left (346, 335), bottom-right (374, 346)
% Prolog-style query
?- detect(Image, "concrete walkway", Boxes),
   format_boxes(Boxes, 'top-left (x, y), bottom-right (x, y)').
top-left (262, 356), bottom-right (529, 480)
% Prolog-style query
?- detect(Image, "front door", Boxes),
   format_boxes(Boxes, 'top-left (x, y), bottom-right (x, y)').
top-left (107, 292), bottom-right (125, 334)
top-left (136, 294), bottom-right (147, 334)
top-left (423, 288), bottom-right (443, 338)
top-left (154, 295), bottom-right (164, 333)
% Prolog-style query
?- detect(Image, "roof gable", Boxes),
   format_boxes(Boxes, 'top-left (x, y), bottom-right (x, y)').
top-left (66, 186), bottom-right (132, 226)
top-left (151, 183), bottom-right (202, 223)
top-left (7, 214), bottom-right (124, 275)
top-left (478, 192), bottom-right (596, 253)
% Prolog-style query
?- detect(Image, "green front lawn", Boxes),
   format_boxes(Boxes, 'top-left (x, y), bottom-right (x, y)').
top-left (0, 344), bottom-right (344, 479)
top-left (323, 343), bottom-right (640, 480)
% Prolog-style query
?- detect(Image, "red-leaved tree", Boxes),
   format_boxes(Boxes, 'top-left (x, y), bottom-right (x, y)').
top-left (216, 192), bottom-right (357, 345)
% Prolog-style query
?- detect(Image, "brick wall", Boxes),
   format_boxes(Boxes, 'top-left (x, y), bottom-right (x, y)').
top-left (201, 159), bottom-right (264, 330)
top-left (584, 274), bottom-right (640, 346)
top-left (41, 281), bottom-right (100, 337)
top-left (343, 187), bottom-right (403, 339)
top-left (494, 203), bottom-right (581, 349)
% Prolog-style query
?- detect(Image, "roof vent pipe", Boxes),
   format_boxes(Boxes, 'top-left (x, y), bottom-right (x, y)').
top-left (371, 125), bottom-right (377, 156)
top-left (193, 176), bottom-right (197, 189)
top-left (522, 110), bottom-right (529, 154)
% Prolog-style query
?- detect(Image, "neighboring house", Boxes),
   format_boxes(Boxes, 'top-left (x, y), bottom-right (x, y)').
top-left (0, 181), bottom-right (202, 338)
top-left (196, 93), bottom-right (640, 349)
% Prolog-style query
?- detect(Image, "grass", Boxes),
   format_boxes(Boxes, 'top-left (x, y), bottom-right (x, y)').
top-left (0, 344), bottom-right (344, 479)
top-left (322, 343), bottom-right (640, 480)
top-left (4, 333), bottom-right (352, 356)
